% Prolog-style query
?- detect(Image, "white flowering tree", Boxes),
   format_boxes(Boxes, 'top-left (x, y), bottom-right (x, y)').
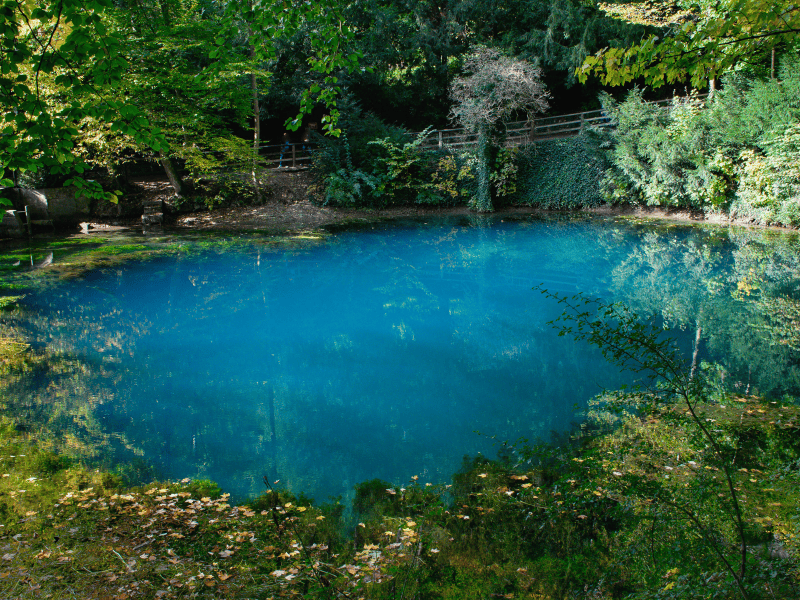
top-left (450, 48), bottom-right (550, 211)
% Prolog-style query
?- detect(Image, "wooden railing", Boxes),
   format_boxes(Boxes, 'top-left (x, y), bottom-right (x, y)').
top-left (409, 95), bottom-right (703, 150)
top-left (257, 94), bottom-right (706, 168)
top-left (258, 142), bottom-right (314, 170)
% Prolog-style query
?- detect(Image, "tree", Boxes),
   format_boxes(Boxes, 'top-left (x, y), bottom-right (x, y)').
top-left (449, 47), bottom-right (549, 211)
top-left (1, 0), bottom-right (359, 205)
top-left (540, 289), bottom-right (755, 599)
top-left (0, 0), bottom-right (167, 205)
top-left (577, 0), bottom-right (800, 88)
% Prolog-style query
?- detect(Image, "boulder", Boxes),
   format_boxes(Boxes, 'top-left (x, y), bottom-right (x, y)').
top-left (0, 209), bottom-right (24, 238)
top-left (36, 187), bottom-right (92, 225)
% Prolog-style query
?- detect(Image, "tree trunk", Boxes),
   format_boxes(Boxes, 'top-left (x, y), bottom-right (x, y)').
top-left (474, 126), bottom-right (494, 213)
top-left (771, 47), bottom-right (776, 79)
top-left (158, 0), bottom-right (171, 27)
top-left (689, 320), bottom-right (702, 381)
top-left (247, 4), bottom-right (263, 203)
top-left (250, 68), bottom-right (262, 203)
top-left (159, 149), bottom-right (184, 196)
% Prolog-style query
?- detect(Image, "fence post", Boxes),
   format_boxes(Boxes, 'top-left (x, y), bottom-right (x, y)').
top-left (291, 144), bottom-right (296, 168)
top-left (438, 130), bottom-right (443, 148)
top-left (580, 112), bottom-right (585, 132)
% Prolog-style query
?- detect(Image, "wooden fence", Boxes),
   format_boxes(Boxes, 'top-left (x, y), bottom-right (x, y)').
top-left (258, 94), bottom-right (705, 169)
top-left (258, 142), bottom-right (314, 170)
top-left (409, 96), bottom-right (701, 150)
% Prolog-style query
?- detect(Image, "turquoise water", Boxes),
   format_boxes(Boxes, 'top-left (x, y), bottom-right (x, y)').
top-left (5, 215), bottom-right (800, 501)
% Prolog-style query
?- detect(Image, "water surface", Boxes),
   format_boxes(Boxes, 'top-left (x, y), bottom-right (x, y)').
top-left (3, 215), bottom-right (799, 501)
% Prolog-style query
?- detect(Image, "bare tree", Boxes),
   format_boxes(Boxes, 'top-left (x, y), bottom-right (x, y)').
top-left (450, 48), bottom-right (549, 211)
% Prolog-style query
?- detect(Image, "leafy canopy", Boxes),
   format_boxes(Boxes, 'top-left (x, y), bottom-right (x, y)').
top-left (0, 0), bottom-right (167, 203)
top-left (577, 0), bottom-right (800, 87)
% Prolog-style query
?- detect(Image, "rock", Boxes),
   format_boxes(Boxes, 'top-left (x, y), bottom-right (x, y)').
top-left (0, 209), bottom-right (24, 238)
top-left (39, 187), bottom-right (91, 225)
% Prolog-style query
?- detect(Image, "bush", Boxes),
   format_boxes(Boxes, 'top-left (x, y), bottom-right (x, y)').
top-left (733, 124), bottom-right (800, 227)
top-left (310, 95), bottom-right (408, 182)
top-left (514, 133), bottom-right (609, 209)
top-left (601, 89), bottom-right (735, 209)
top-left (431, 150), bottom-right (479, 203)
top-left (600, 53), bottom-right (800, 221)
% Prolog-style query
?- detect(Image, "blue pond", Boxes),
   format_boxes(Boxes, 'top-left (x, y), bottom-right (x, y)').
top-left (10, 215), bottom-right (800, 501)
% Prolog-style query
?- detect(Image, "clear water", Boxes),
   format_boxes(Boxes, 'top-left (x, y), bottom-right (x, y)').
top-left (4, 215), bottom-right (800, 501)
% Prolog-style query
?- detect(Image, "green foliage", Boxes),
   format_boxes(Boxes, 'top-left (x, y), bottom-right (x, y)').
top-left (489, 146), bottom-right (519, 198)
top-left (431, 151), bottom-right (478, 202)
top-left (577, 0), bottom-right (800, 89)
top-left (712, 59), bottom-right (800, 149)
top-left (0, 0), bottom-right (167, 203)
top-left (537, 289), bottom-right (800, 599)
top-left (342, 0), bottom-right (650, 129)
top-left (450, 47), bottom-right (549, 212)
top-left (515, 133), bottom-right (609, 208)
top-left (367, 127), bottom-right (440, 205)
top-left (203, 0), bottom-right (360, 138)
top-left (602, 58), bottom-right (800, 222)
top-left (311, 97), bottom-right (408, 177)
top-left (601, 90), bottom-right (735, 209)
top-left (734, 127), bottom-right (800, 227)
top-left (322, 166), bottom-right (383, 207)
top-left (312, 106), bottom-right (462, 207)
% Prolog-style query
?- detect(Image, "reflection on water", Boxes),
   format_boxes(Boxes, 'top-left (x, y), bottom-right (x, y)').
top-left (2, 216), bottom-right (800, 500)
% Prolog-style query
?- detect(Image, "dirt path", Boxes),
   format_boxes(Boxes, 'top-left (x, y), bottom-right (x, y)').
top-left (168, 170), bottom-right (477, 233)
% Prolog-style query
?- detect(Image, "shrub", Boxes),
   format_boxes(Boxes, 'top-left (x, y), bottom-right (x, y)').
top-left (431, 151), bottom-right (478, 203)
top-left (733, 125), bottom-right (800, 227)
top-left (310, 95), bottom-right (408, 181)
top-left (601, 89), bottom-right (735, 209)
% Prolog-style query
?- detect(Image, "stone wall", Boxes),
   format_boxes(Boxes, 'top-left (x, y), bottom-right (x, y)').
top-left (0, 187), bottom-right (93, 237)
